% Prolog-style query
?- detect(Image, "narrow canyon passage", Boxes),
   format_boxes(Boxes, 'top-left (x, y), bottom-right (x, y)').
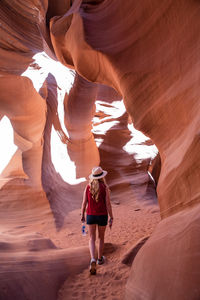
top-left (1, 1), bottom-right (200, 299)
top-left (57, 195), bottom-right (160, 300)
top-left (0, 64), bottom-right (159, 299)
top-left (40, 97), bottom-right (160, 300)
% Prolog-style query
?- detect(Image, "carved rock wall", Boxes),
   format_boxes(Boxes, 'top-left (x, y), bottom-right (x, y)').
top-left (50, 1), bottom-right (200, 299)
top-left (1, 0), bottom-right (200, 299)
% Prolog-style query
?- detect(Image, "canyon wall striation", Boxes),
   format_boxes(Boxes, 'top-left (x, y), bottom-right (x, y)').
top-left (0, 0), bottom-right (199, 299)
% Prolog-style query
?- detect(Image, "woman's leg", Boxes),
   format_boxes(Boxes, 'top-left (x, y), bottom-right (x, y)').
top-left (97, 225), bottom-right (106, 259)
top-left (88, 224), bottom-right (96, 259)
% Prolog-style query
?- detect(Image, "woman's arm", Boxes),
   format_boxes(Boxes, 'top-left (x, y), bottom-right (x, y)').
top-left (81, 186), bottom-right (87, 222)
top-left (105, 187), bottom-right (113, 228)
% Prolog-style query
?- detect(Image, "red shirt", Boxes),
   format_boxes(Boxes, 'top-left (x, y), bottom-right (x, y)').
top-left (86, 182), bottom-right (108, 215)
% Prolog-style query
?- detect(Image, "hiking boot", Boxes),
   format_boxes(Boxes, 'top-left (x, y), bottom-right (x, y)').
top-left (97, 256), bottom-right (105, 265)
top-left (90, 258), bottom-right (96, 275)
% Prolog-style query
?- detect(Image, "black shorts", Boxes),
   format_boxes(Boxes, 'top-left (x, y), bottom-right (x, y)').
top-left (87, 215), bottom-right (108, 226)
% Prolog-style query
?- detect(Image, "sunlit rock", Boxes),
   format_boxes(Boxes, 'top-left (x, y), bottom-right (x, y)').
top-left (1, 0), bottom-right (199, 299)
top-left (50, 1), bottom-right (200, 299)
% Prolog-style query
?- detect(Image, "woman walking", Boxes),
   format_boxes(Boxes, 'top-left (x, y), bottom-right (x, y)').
top-left (81, 166), bottom-right (113, 275)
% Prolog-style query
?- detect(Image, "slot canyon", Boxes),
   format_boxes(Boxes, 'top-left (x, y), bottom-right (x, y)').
top-left (0, 0), bottom-right (200, 299)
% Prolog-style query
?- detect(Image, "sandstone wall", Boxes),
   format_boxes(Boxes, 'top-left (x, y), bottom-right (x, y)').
top-left (50, 1), bottom-right (200, 299)
top-left (1, 0), bottom-right (199, 299)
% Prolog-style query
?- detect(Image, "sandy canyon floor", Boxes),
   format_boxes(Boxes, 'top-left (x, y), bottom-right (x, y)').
top-left (43, 185), bottom-right (160, 300)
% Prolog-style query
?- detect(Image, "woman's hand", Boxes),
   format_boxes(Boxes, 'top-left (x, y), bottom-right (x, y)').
top-left (81, 214), bottom-right (85, 223)
top-left (109, 217), bottom-right (113, 229)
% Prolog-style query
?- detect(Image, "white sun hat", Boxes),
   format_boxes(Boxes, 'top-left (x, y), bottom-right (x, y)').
top-left (89, 166), bottom-right (108, 180)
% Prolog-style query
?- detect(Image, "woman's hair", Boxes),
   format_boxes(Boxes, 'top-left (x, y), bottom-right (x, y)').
top-left (89, 177), bottom-right (106, 202)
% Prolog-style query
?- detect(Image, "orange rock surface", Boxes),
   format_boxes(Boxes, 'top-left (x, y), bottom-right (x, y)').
top-left (50, 1), bottom-right (200, 299)
top-left (0, 0), bottom-right (200, 299)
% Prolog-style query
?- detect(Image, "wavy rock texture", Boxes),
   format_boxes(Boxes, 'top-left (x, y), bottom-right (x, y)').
top-left (0, 1), bottom-right (157, 299)
top-left (64, 72), bottom-right (99, 177)
top-left (0, 1), bottom-right (53, 240)
top-left (0, 1), bottom-right (90, 298)
top-left (50, 1), bottom-right (200, 299)
top-left (1, 0), bottom-right (199, 299)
